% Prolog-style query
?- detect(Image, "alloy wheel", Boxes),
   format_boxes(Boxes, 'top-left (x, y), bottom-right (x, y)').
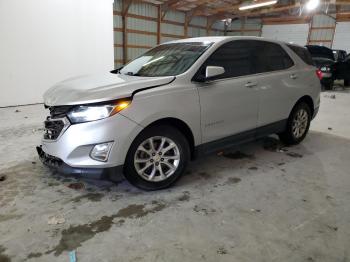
top-left (292, 109), bottom-right (308, 139)
top-left (134, 136), bottom-right (180, 182)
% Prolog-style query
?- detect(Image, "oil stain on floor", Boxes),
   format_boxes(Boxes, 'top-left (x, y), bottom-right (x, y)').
top-left (70, 193), bottom-right (105, 203)
top-left (0, 245), bottom-right (11, 262)
top-left (46, 201), bottom-right (167, 256)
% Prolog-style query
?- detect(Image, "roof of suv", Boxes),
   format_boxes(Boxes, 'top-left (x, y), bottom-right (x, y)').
top-left (166, 36), bottom-right (288, 46)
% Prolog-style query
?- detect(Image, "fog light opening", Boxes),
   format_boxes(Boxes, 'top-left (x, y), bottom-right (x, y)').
top-left (90, 142), bottom-right (113, 162)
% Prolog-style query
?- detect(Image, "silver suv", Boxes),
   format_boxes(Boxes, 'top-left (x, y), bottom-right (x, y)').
top-left (37, 36), bottom-right (321, 190)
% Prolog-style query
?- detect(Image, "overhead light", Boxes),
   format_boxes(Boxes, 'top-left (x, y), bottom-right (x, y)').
top-left (306, 0), bottom-right (320, 10)
top-left (239, 0), bottom-right (278, 10)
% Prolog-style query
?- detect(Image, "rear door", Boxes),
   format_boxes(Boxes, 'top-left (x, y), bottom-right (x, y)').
top-left (250, 41), bottom-right (300, 129)
top-left (194, 40), bottom-right (259, 145)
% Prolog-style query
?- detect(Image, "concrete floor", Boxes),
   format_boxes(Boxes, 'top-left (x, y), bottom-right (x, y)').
top-left (1, 88), bottom-right (350, 262)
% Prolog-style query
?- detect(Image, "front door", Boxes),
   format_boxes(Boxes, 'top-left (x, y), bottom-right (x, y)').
top-left (194, 40), bottom-right (259, 146)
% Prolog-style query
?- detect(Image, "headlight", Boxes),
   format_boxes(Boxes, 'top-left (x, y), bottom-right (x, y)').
top-left (67, 99), bottom-right (131, 123)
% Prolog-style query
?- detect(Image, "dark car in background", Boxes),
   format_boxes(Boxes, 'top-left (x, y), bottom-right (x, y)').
top-left (333, 54), bottom-right (350, 86)
top-left (333, 49), bottom-right (347, 62)
top-left (306, 45), bottom-right (335, 90)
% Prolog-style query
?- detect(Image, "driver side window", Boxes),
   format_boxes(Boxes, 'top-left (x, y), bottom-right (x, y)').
top-left (198, 40), bottom-right (255, 80)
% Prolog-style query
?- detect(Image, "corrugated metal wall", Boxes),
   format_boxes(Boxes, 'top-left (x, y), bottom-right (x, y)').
top-left (307, 14), bottom-right (336, 48)
top-left (226, 18), bottom-right (262, 36)
top-left (332, 21), bottom-right (350, 52)
top-left (113, 0), bottom-right (226, 67)
top-left (262, 23), bottom-right (309, 46)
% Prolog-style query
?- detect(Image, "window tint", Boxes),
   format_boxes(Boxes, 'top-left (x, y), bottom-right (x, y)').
top-left (287, 44), bottom-right (314, 65)
top-left (253, 42), bottom-right (294, 73)
top-left (199, 40), bottom-right (255, 80)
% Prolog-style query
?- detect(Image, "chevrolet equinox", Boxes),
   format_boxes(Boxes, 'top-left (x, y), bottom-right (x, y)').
top-left (37, 36), bottom-right (321, 190)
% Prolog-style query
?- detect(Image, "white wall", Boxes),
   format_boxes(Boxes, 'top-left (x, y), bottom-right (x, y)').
top-left (262, 24), bottom-right (309, 46)
top-left (0, 0), bottom-right (114, 107)
top-left (333, 22), bottom-right (350, 52)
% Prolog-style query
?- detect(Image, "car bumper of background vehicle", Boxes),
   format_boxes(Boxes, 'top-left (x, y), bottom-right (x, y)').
top-left (36, 146), bottom-right (123, 179)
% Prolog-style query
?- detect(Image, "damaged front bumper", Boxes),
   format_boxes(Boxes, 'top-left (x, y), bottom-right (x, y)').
top-left (36, 146), bottom-right (122, 180)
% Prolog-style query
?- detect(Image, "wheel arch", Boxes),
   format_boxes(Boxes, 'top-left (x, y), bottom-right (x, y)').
top-left (144, 117), bottom-right (196, 159)
top-left (294, 95), bottom-right (314, 117)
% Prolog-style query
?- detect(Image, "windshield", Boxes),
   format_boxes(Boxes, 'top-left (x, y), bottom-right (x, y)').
top-left (118, 42), bottom-right (211, 77)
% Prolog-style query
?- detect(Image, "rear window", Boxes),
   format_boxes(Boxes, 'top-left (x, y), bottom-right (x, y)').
top-left (287, 44), bottom-right (314, 66)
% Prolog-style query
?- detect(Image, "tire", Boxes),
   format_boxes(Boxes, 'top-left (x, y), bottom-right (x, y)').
top-left (344, 79), bottom-right (350, 87)
top-left (278, 102), bottom-right (311, 145)
top-left (124, 125), bottom-right (190, 190)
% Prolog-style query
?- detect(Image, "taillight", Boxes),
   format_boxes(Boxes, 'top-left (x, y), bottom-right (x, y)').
top-left (316, 69), bottom-right (323, 80)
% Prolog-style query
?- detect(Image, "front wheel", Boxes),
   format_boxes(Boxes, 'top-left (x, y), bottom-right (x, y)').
top-left (344, 79), bottom-right (350, 87)
top-left (278, 102), bottom-right (311, 145)
top-left (124, 125), bottom-right (190, 190)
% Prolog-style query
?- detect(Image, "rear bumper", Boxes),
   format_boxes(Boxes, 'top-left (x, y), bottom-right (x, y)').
top-left (37, 146), bottom-right (123, 180)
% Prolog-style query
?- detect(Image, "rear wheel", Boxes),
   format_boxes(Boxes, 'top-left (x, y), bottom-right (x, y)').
top-left (124, 125), bottom-right (190, 190)
top-left (278, 102), bottom-right (311, 145)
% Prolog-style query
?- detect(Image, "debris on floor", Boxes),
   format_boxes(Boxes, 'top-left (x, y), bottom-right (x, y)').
top-left (217, 247), bottom-right (228, 255)
top-left (15, 109), bottom-right (21, 113)
top-left (0, 175), bottom-right (6, 182)
top-left (328, 127), bottom-right (333, 130)
top-left (67, 182), bottom-right (85, 190)
top-left (324, 94), bottom-right (336, 99)
top-left (47, 215), bottom-right (65, 225)
top-left (69, 250), bottom-right (77, 262)
top-left (250, 209), bottom-right (261, 213)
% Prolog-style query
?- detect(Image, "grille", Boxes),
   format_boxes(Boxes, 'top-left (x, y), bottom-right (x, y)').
top-left (48, 105), bottom-right (73, 119)
top-left (43, 119), bottom-right (65, 140)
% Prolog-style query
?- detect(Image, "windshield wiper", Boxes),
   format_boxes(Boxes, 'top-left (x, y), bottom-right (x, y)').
top-left (124, 72), bottom-right (141, 76)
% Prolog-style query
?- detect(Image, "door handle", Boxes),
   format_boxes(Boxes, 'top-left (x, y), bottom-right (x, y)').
top-left (290, 74), bottom-right (298, 79)
top-left (245, 81), bottom-right (258, 88)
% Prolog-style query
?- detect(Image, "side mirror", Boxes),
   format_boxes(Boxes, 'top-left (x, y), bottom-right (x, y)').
top-left (205, 66), bottom-right (225, 79)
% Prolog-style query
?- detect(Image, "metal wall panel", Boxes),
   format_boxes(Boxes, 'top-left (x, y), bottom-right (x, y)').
top-left (127, 17), bottom-right (157, 32)
top-left (226, 32), bottom-right (240, 36)
top-left (164, 10), bottom-right (185, 22)
top-left (160, 37), bottom-right (179, 43)
top-left (114, 0), bottom-right (122, 11)
top-left (128, 48), bottom-right (148, 60)
top-left (188, 27), bottom-right (206, 37)
top-left (308, 14), bottom-right (336, 48)
top-left (310, 29), bottom-right (334, 41)
top-left (128, 2), bottom-right (158, 17)
top-left (244, 18), bottom-right (262, 30)
top-left (190, 16), bottom-right (207, 27)
top-left (262, 24), bottom-right (309, 45)
top-left (212, 21), bottom-right (225, 30)
top-left (228, 20), bottom-right (241, 30)
top-left (333, 22), bottom-right (350, 52)
top-left (127, 33), bottom-right (157, 46)
top-left (210, 30), bottom-right (224, 36)
top-left (114, 31), bottom-right (123, 44)
top-left (114, 15), bottom-right (123, 28)
top-left (114, 47), bottom-right (123, 60)
top-left (161, 23), bottom-right (184, 36)
top-left (312, 14), bottom-right (336, 27)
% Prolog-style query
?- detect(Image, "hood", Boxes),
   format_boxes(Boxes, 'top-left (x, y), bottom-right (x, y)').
top-left (43, 73), bottom-right (175, 106)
